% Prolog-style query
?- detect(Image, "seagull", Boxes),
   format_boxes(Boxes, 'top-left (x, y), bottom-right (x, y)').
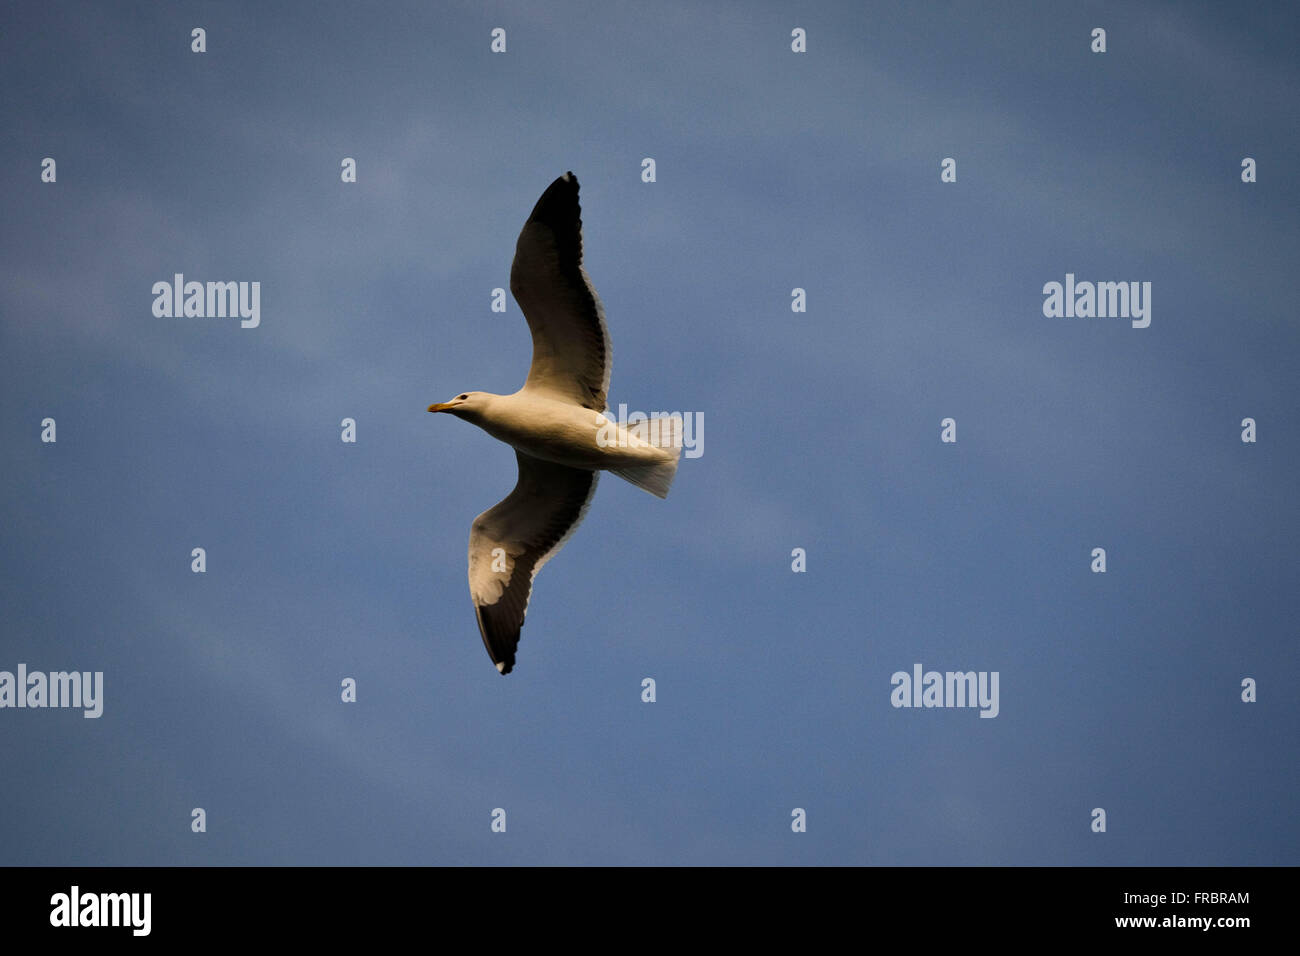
top-left (429, 172), bottom-right (681, 674)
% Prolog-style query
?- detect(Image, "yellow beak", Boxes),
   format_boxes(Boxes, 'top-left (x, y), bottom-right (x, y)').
top-left (427, 402), bottom-right (457, 413)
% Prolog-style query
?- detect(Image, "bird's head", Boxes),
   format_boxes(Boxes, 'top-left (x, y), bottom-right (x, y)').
top-left (427, 391), bottom-right (487, 421)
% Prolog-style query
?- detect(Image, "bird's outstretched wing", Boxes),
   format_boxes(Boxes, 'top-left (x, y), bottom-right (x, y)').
top-left (468, 451), bottom-right (599, 674)
top-left (510, 171), bottom-right (612, 411)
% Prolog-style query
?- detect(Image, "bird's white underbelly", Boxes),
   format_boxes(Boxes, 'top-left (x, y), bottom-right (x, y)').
top-left (481, 395), bottom-right (671, 471)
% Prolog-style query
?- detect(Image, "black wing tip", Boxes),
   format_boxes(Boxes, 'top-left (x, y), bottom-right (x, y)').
top-left (528, 172), bottom-right (581, 223)
top-left (475, 603), bottom-right (520, 676)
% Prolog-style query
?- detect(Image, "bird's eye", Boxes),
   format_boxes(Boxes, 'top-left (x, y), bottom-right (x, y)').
top-left (458, 394), bottom-right (469, 400)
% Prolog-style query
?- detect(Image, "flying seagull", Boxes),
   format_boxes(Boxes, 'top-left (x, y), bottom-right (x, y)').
top-left (429, 172), bottom-right (681, 674)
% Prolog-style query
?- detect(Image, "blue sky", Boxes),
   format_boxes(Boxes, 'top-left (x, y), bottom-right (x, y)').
top-left (1, 0), bottom-right (1297, 865)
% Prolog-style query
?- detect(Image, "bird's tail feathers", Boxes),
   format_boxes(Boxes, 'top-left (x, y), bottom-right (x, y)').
top-left (609, 414), bottom-right (682, 499)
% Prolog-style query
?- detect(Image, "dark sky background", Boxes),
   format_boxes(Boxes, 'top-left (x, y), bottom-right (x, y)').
top-left (2, 0), bottom-right (1296, 865)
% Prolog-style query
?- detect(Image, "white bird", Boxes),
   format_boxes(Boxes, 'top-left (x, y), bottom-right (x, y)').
top-left (429, 172), bottom-right (681, 674)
